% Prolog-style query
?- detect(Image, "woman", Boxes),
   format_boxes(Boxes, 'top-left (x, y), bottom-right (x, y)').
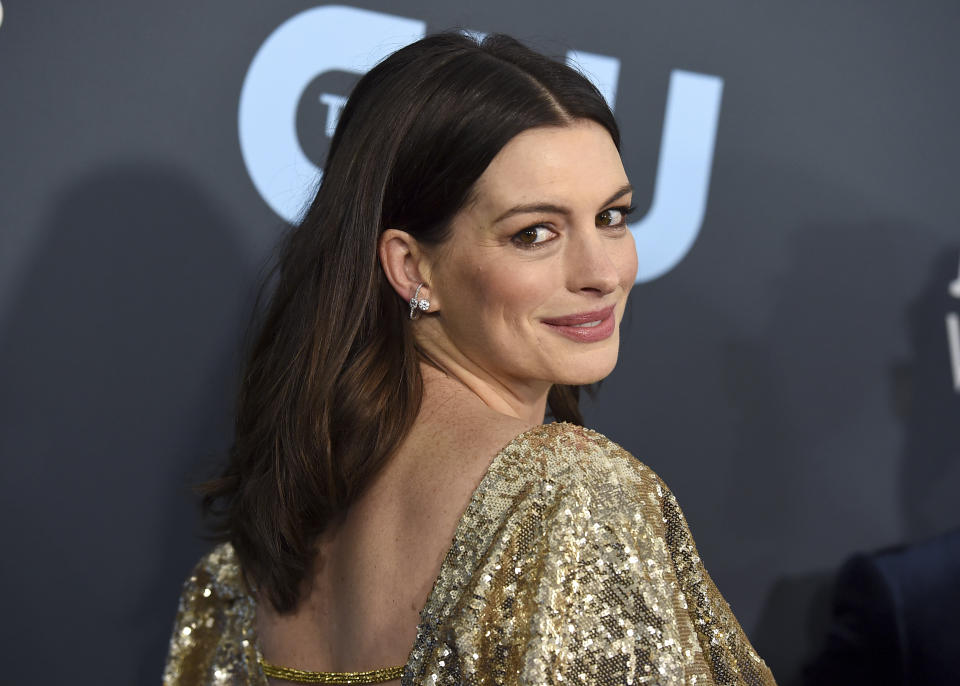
top-left (164, 32), bottom-right (776, 685)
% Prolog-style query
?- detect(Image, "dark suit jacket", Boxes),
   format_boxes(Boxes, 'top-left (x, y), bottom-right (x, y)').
top-left (804, 529), bottom-right (960, 686)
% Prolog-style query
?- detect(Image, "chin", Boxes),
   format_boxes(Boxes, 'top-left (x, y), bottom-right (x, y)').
top-left (552, 348), bottom-right (620, 386)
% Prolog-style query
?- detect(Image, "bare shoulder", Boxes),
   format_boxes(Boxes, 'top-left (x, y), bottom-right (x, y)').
top-left (445, 408), bottom-right (537, 461)
top-left (396, 408), bottom-right (533, 495)
top-left (401, 383), bottom-right (538, 476)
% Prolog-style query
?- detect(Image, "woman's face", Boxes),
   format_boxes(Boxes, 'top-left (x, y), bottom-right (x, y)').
top-left (422, 119), bottom-right (638, 395)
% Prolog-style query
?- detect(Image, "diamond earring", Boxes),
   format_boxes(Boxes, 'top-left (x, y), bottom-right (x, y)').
top-left (409, 283), bottom-right (431, 320)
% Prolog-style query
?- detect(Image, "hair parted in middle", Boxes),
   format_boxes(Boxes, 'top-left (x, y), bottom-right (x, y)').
top-left (203, 32), bottom-right (622, 613)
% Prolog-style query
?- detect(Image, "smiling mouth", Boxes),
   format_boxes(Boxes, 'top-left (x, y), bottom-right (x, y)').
top-left (541, 305), bottom-right (616, 327)
top-left (541, 306), bottom-right (617, 342)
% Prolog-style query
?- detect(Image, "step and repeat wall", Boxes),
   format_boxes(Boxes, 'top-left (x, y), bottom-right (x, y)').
top-left (1, 2), bottom-right (958, 683)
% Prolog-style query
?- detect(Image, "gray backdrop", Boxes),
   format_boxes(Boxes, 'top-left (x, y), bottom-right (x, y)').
top-left (2, 1), bottom-right (958, 684)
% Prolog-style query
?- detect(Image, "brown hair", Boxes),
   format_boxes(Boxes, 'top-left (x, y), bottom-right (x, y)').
top-left (202, 32), bottom-right (620, 613)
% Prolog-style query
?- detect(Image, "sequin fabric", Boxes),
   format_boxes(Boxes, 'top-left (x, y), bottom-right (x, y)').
top-left (163, 423), bottom-right (776, 685)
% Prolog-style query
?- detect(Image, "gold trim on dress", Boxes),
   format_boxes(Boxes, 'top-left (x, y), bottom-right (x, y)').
top-left (259, 657), bottom-right (403, 684)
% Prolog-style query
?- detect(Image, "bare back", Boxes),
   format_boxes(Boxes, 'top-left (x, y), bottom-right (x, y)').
top-left (256, 366), bottom-right (537, 682)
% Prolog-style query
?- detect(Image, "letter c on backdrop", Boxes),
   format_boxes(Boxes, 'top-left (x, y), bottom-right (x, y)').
top-left (238, 5), bottom-right (425, 223)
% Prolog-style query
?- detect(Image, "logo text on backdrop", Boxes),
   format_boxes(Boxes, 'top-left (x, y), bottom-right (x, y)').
top-left (238, 5), bottom-right (724, 283)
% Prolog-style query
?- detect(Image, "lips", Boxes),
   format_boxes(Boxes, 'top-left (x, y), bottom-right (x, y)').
top-left (541, 305), bottom-right (616, 342)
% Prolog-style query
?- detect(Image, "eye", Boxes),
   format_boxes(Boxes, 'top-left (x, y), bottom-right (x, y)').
top-left (512, 225), bottom-right (556, 247)
top-left (597, 205), bottom-right (636, 228)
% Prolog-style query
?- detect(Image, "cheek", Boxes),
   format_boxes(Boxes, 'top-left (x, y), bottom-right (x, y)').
top-left (616, 232), bottom-right (639, 287)
top-left (456, 258), bottom-right (555, 326)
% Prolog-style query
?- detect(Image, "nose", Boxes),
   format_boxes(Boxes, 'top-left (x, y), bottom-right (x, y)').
top-left (565, 225), bottom-right (622, 295)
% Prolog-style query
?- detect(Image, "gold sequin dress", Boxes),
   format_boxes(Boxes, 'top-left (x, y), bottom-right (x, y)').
top-left (164, 423), bottom-right (776, 685)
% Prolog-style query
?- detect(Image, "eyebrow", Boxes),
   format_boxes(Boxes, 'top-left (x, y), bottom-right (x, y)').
top-left (492, 183), bottom-right (634, 225)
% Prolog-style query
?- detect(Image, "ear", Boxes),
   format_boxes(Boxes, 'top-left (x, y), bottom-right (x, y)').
top-left (378, 229), bottom-right (437, 309)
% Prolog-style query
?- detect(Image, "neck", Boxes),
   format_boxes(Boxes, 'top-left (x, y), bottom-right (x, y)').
top-left (416, 352), bottom-right (549, 426)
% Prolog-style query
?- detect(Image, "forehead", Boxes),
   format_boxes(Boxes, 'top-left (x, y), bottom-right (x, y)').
top-left (469, 120), bottom-right (627, 215)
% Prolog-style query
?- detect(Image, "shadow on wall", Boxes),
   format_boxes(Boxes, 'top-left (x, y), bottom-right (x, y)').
top-left (788, 247), bottom-right (960, 685)
top-left (744, 220), bottom-right (949, 685)
top-left (794, 247), bottom-right (960, 684)
top-left (895, 247), bottom-right (960, 541)
top-left (0, 164), bottom-right (259, 685)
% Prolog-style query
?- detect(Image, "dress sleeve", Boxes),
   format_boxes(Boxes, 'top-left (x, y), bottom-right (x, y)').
top-left (163, 559), bottom-right (226, 685)
top-left (402, 423), bottom-right (776, 685)
top-left (657, 477), bottom-right (777, 686)
top-left (162, 545), bottom-right (265, 686)
top-left (517, 439), bottom-right (776, 686)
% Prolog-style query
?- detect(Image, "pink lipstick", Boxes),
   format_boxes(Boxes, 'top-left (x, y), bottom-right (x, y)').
top-left (541, 305), bottom-right (616, 342)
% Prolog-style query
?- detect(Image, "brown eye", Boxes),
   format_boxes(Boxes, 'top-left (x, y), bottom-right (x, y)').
top-left (597, 205), bottom-right (636, 228)
top-left (516, 228), bottom-right (538, 244)
top-left (512, 226), bottom-right (555, 247)
top-left (597, 208), bottom-right (622, 227)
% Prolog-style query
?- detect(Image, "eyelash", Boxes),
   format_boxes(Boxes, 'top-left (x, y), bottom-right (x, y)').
top-left (511, 205), bottom-right (637, 249)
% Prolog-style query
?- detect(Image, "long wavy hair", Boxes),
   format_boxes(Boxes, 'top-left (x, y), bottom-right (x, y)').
top-left (202, 32), bottom-right (621, 613)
